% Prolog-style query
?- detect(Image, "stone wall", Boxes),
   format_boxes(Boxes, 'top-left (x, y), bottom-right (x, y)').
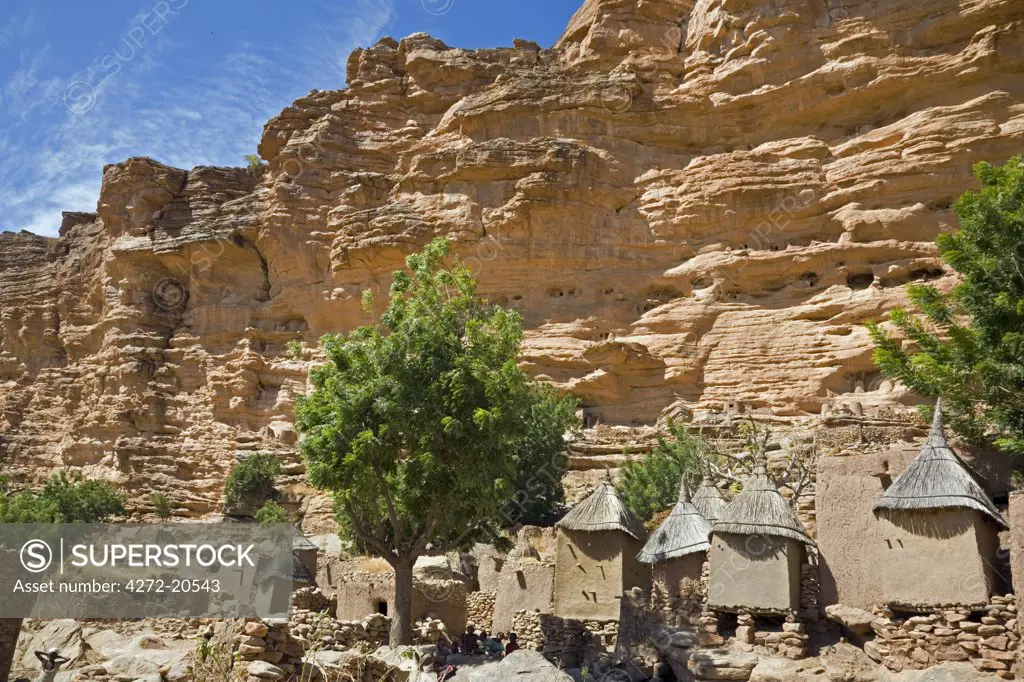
top-left (866, 595), bottom-right (1018, 678)
top-left (734, 613), bottom-right (808, 660)
top-left (511, 610), bottom-right (617, 668)
top-left (466, 591), bottom-right (496, 633)
top-left (234, 618), bottom-right (306, 681)
top-left (800, 550), bottom-right (821, 622)
top-left (289, 611), bottom-right (391, 650)
top-left (649, 558), bottom-right (706, 628)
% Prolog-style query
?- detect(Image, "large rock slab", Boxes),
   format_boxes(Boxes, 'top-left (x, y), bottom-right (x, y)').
top-left (451, 650), bottom-right (574, 681)
top-left (688, 649), bottom-right (761, 681)
top-left (881, 662), bottom-right (1003, 681)
top-left (826, 605), bottom-right (877, 636)
top-left (750, 657), bottom-right (826, 682)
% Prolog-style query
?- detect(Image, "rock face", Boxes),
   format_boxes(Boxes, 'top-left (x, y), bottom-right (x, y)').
top-left (2, 0), bottom-right (1024, 513)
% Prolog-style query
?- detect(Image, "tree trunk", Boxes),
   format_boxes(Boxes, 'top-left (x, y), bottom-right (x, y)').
top-left (390, 559), bottom-right (414, 646)
top-left (0, 617), bottom-right (23, 681)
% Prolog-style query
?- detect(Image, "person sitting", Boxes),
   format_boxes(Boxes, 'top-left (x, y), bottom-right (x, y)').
top-left (505, 632), bottom-right (519, 656)
top-left (483, 632), bottom-right (505, 658)
top-left (463, 628), bottom-right (480, 655)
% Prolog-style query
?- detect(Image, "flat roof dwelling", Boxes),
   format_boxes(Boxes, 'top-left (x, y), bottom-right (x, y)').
top-left (553, 479), bottom-right (650, 621)
top-left (871, 400), bottom-right (1007, 610)
top-left (638, 478), bottom-right (712, 625)
top-left (692, 475), bottom-right (729, 524)
top-left (708, 456), bottom-right (815, 614)
top-left (492, 535), bottom-right (554, 633)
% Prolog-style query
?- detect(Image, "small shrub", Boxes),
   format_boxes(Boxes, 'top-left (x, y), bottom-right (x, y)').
top-left (254, 500), bottom-right (293, 524)
top-left (0, 472), bottom-right (126, 523)
top-left (244, 153), bottom-right (264, 171)
top-left (150, 492), bottom-right (173, 520)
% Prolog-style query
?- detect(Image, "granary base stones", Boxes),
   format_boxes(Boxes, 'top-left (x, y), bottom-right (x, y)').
top-left (866, 595), bottom-right (1019, 677)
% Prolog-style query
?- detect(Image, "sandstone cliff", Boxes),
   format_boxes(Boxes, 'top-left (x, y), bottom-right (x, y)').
top-left (2, 0), bottom-right (1023, 515)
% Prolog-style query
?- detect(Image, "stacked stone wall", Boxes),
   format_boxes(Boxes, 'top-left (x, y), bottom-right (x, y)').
top-left (511, 610), bottom-right (617, 668)
top-left (466, 591), bottom-right (496, 632)
top-left (867, 595), bottom-right (1018, 678)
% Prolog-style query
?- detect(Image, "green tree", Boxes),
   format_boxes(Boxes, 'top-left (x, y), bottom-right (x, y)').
top-left (868, 157), bottom-right (1024, 454)
top-left (616, 421), bottom-right (711, 521)
top-left (224, 453), bottom-right (282, 510)
top-left (0, 473), bottom-right (126, 679)
top-left (244, 153), bottom-right (264, 171)
top-left (254, 500), bottom-right (294, 524)
top-left (295, 238), bottom-right (579, 644)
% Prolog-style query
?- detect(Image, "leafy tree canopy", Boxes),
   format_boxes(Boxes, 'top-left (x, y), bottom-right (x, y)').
top-left (868, 157), bottom-right (1024, 454)
top-left (295, 238), bottom-right (579, 561)
top-left (0, 472), bottom-right (126, 523)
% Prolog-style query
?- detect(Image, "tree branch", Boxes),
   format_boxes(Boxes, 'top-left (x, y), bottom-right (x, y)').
top-left (374, 464), bottom-right (404, 553)
top-left (343, 499), bottom-right (397, 561)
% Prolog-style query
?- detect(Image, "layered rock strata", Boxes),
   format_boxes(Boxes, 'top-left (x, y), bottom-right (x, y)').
top-left (2, 0), bottom-right (1024, 514)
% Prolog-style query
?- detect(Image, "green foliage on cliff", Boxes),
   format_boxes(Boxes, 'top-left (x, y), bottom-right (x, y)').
top-left (616, 421), bottom-right (711, 521)
top-left (224, 452), bottom-right (282, 508)
top-left (869, 157), bottom-right (1024, 455)
top-left (0, 472), bottom-right (126, 523)
top-left (254, 500), bottom-right (294, 524)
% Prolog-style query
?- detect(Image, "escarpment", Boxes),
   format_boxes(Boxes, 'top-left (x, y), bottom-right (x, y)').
top-left (2, 0), bottom-right (1024, 515)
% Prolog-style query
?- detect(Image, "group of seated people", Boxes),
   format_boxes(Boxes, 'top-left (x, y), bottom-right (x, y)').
top-left (434, 628), bottom-right (520, 661)
top-left (458, 629), bottom-right (519, 657)
top-left (432, 629), bottom-right (520, 681)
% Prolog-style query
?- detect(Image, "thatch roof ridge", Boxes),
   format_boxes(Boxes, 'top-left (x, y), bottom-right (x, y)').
top-left (692, 475), bottom-right (729, 524)
top-left (556, 480), bottom-right (646, 539)
top-left (637, 479), bottom-right (712, 563)
top-left (711, 457), bottom-right (815, 546)
top-left (872, 399), bottom-right (1007, 528)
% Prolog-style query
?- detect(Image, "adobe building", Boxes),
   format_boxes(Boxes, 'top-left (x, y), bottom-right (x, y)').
top-left (637, 478), bottom-right (712, 625)
top-left (553, 479), bottom-right (650, 621)
top-left (871, 400), bottom-right (1008, 609)
top-left (492, 533), bottom-right (555, 632)
top-left (708, 456), bottom-right (815, 614)
top-left (692, 474), bottom-right (729, 524)
top-left (326, 557), bottom-right (469, 633)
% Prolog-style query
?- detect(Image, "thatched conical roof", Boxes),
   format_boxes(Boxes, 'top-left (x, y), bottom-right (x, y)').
top-left (711, 457), bottom-right (815, 546)
top-left (692, 475), bottom-right (729, 524)
top-left (293, 531), bottom-right (319, 552)
top-left (637, 478), bottom-right (712, 563)
top-left (872, 400), bottom-right (1007, 528)
top-left (556, 479), bottom-right (646, 540)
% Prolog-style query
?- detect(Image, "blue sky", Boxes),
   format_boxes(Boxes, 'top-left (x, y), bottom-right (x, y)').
top-left (0, 0), bottom-right (580, 236)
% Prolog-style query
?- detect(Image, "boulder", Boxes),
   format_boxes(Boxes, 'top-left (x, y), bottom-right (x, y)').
top-left (820, 643), bottom-right (882, 681)
top-left (688, 649), bottom-right (760, 681)
top-left (248, 660), bottom-right (286, 680)
top-left (826, 605), bottom-right (877, 636)
top-left (16, 620), bottom-right (85, 671)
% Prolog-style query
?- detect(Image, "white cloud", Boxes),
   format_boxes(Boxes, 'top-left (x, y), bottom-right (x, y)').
top-left (1, 0), bottom-right (394, 237)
